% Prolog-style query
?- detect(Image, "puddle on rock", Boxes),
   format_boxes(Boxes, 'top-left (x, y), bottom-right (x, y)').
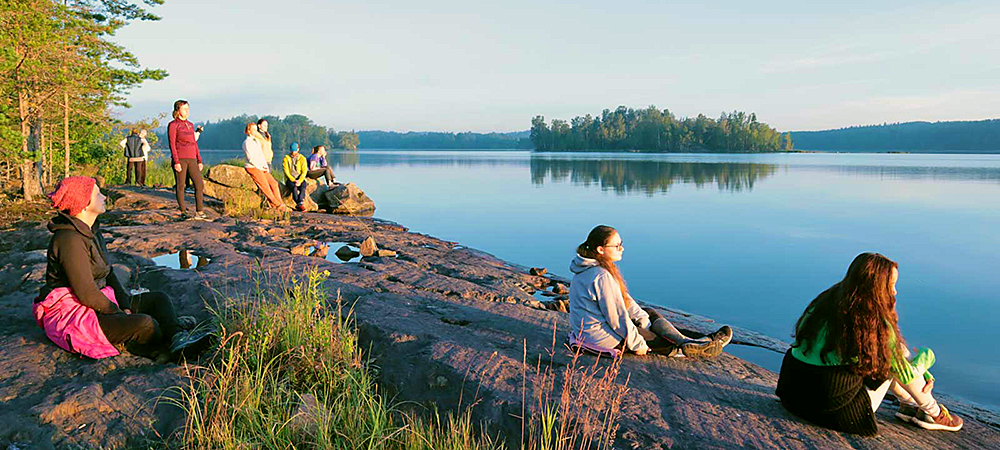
top-left (324, 242), bottom-right (363, 264)
top-left (314, 242), bottom-right (400, 264)
top-left (151, 249), bottom-right (210, 270)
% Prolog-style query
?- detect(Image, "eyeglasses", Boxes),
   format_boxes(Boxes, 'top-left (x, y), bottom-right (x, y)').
top-left (603, 241), bottom-right (624, 250)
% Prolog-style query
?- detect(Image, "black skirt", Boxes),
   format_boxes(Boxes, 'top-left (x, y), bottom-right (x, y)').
top-left (775, 349), bottom-right (881, 436)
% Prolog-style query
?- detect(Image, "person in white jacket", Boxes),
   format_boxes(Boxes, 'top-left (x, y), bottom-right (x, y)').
top-left (568, 225), bottom-right (733, 357)
top-left (242, 123), bottom-right (286, 210)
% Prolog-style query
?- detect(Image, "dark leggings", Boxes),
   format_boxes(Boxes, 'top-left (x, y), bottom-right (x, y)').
top-left (97, 291), bottom-right (179, 355)
top-left (306, 167), bottom-right (335, 184)
top-left (173, 158), bottom-right (204, 212)
top-left (639, 307), bottom-right (703, 354)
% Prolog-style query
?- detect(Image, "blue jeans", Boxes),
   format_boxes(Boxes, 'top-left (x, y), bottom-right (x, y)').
top-left (285, 180), bottom-right (306, 206)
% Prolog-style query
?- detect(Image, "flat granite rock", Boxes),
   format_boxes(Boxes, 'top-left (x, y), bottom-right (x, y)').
top-left (0, 185), bottom-right (997, 449)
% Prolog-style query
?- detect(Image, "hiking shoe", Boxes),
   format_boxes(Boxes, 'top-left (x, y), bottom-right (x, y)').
top-left (190, 211), bottom-right (209, 221)
top-left (895, 403), bottom-right (919, 423)
top-left (681, 339), bottom-right (724, 358)
top-left (913, 405), bottom-right (964, 431)
top-left (176, 315), bottom-right (198, 330)
top-left (707, 325), bottom-right (733, 347)
top-left (169, 326), bottom-right (214, 358)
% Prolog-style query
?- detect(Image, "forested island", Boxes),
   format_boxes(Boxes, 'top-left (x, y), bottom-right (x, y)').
top-left (529, 106), bottom-right (792, 153)
top-left (790, 119), bottom-right (1000, 153)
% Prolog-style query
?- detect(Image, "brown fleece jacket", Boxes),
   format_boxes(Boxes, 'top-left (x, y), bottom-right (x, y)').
top-left (36, 212), bottom-right (130, 313)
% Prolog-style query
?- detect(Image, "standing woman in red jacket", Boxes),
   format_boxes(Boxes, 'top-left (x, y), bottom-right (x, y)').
top-left (168, 99), bottom-right (207, 219)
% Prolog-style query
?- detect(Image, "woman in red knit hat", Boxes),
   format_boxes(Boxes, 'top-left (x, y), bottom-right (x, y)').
top-left (34, 177), bottom-right (210, 361)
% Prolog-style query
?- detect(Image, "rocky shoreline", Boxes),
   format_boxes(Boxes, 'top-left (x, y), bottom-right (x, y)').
top-left (1, 186), bottom-right (998, 449)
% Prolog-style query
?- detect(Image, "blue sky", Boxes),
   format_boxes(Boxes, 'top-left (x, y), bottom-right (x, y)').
top-left (113, 0), bottom-right (1000, 133)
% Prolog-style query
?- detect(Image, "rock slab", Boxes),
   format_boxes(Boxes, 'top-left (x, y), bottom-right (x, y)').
top-left (319, 183), bottom-right (376, 215)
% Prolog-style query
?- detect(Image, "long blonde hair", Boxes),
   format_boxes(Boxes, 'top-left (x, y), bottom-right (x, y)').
top-left (577, 225), bottom-right (631, 306)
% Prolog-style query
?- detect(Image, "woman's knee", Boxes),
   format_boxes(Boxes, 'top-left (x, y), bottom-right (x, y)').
top-left (129, 313), bottom-right (162, 344)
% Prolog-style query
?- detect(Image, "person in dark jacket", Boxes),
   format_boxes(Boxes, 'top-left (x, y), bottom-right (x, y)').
top-left (776, 252), bottom-right (963, 435)
top-left (120, 129), bottom-right (150, 186)
top-left (34, 176), bottom-right (208, 361)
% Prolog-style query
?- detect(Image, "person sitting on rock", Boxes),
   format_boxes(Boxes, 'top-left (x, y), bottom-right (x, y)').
top-left (282, 142), bottom-right (308, 212)
top-left (776, 252), bottom-right (963, 435)
top-left (33, 176), bottom-right (210, 362)
top-left (242, 123), bottom-right (287, 211)
top-left (569, 225), bottom-right (732, 357)
top-left (306, 145), bottom-right (336, 186)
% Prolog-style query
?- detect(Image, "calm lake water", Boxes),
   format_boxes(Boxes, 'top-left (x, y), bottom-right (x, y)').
top-left (195, 149), bottom-right (1000, 409)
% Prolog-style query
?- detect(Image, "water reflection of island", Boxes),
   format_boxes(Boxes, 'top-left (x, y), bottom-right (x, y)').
top-left (328, 151), bottom-right (361, 167)
top-left (530, 158), bottom-right (779, 194)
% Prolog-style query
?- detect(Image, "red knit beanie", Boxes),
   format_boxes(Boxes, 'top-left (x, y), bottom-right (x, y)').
top-left (48, 176), bottom-right (97, 216)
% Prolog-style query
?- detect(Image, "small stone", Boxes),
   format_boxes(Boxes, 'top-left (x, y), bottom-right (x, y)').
top-left (335, 246), bottom-right (360, 261)
top-left (529, 267), bottom-right (547, 276)
top-left (376, 249), bottom-right (397, 258)
top-left (551, 283), bottom-right (569, 295)
top-left (310, 244), bottom-right (329, 258)
top-left (546, 300), bottom-right (569, 313)
top-left (360, 236), bottom-right (377, 257)
top-left (289, 393), bottom-right (322, 431)
top-left (290, 243), bottom-right (310, 256)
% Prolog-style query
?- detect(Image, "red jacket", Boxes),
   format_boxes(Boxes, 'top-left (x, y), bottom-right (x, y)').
top-left (168, 119), bottom-right (202, 164)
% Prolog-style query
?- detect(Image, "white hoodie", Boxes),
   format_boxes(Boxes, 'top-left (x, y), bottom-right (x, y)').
top-left (568, 255), bottom-right (650, 353)
top-left (243, 136), bottom-right (269, 171)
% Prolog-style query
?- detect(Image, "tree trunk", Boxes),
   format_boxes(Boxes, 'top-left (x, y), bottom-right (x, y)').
top-left (19, 90), bottom-right (30, 159)
top-left (64, 90), bottom-right (70, 177)
top-left (23, 120), bottom-right (44, 201)
top-left (47, 124), bottom-right (54, 184)
top-left (22, 160), bottom-right (43, 201)
top-left (40, 122), bottom-right (47, 186)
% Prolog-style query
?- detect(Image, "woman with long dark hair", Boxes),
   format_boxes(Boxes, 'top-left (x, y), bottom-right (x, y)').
top-left (776, 252), bottom-right (963, 435)
top-left (568, 225), bottom-right (732, 357)
top-left (256, 118), bottom-right (274, 171)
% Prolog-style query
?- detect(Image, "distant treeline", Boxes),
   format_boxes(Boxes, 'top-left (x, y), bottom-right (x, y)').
top-left (357, 130), bottom-right (531, 149)
top-left (790, 119), bottom-right (1000, 153)
top-left (154, 114), bottom-right (359, 151)
top-left (530, 106), bottom-right (792, 153)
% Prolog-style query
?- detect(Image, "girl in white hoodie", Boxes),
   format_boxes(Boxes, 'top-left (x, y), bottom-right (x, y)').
top-left (242, 123), bottom-right (286, 210)
top-left (568, 225), bottom-right (732, 357)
